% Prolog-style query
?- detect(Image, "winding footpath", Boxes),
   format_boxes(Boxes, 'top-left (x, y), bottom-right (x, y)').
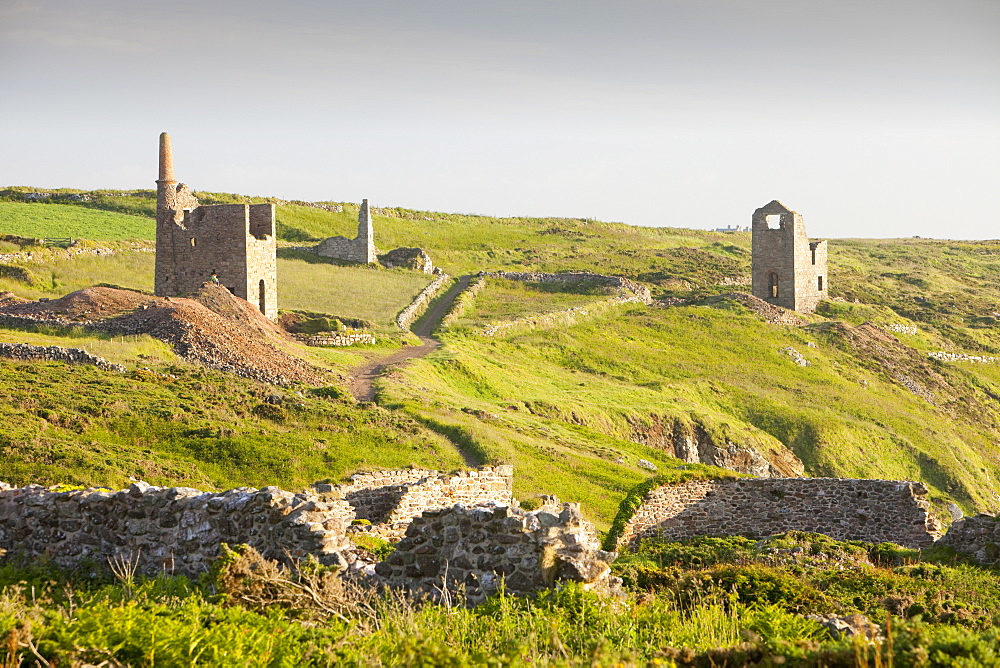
top-left (347, 275), bottom-right (472, 401)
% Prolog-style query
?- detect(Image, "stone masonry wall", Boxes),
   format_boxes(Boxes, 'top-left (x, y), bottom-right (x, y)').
top-left (320, 466), bottom-right (515, 541)
top-left (620, 478), bottom-right (943, 550)
top-left (396, 273), bottom-right (451, 330)
top-left (375, 501), bottom-right (618, 604)
top-left (0, 342), bottom-right (126, 372)
top-left (313, 199), bottom-right (377, 264)
top-left (937, 514), bottom-right (1000, 565)
top-left (294, 332), bottom-right (376, 347)
top-left (0, 482), bottom-right (356, 577)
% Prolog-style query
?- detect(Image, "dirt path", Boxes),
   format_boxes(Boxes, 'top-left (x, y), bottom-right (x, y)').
top-left (348, 275), bottom-right (472, 401)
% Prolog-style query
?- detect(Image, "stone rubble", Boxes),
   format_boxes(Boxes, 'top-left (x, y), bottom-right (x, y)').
top-left (0, 342), bottom-right (126, 372)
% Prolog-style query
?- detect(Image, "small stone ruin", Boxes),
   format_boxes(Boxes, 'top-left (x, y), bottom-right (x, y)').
top-left (374, 500), bottom-right (619, 604)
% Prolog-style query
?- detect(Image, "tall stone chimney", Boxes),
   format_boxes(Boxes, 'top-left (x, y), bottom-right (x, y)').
top-left (356, 198), bottom-right (377, 263)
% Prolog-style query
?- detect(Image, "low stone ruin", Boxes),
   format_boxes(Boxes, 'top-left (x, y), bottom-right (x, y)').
top-left (379, 247), bottom-right (435, 273)
top-left (937, 514), bottom-right (1000, 564)
top-left (0, 342), bottom-right (126, 372)
top-left (375, 500), bottom-right (619, 604)
top-left (0, 481), bottom-right (357, 576)
top-left (618, 477), bottom-right (943, 550)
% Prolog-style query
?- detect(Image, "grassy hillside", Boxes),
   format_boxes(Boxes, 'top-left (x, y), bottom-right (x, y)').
top-left (0, 202), bottom-right (155, 240)
top-left (3, 189), bottom-right (1000, 529)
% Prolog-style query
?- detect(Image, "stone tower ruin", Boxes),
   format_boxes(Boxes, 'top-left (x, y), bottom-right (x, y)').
top-left (154, 132), bottom-right (278, 320)
top-left (314, 199), bottom-right (378, 264)
top-left (751, 200), bottom-right (827, 313)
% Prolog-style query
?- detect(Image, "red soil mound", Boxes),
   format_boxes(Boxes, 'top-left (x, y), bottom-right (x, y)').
top-left (0, 284), bottom-right (324, 386)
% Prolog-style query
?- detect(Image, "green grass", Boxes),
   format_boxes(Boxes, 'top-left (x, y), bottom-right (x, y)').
top-left (0, 327), bottom-right (180, 368)
top-left (0, 360), bottom-right (464, 490)
top-left (277, 255), bottom-right (434, 328)
top-left (450, 277), bottom-right (618, 329)
top-left (0, 202), bottom-right (155, 240)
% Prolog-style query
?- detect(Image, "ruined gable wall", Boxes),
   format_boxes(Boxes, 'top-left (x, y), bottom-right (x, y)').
top-left (619, 478), bottom-right (943, 550)
top-left (937, 514), bottom-right (1000, 565)
top-left (0, 482), bottom-right (355, 577)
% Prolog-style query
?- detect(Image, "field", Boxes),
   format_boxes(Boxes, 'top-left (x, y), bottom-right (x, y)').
top-left (0, 202), bottom-right (155, 240)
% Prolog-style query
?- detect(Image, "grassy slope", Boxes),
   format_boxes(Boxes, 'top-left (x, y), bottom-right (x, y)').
top-left (0, 202), bottom-right (155, 240)
top-left (3, 192), bottom-right (1000, 527)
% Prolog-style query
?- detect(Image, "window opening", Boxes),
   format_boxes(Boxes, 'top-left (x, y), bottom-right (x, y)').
top-left (818, 276), bottom-right (824, 291)
top-left (769, 272), bottom-right (779, 298)
top-left (765, 215), bottom-right (781, 229)
top-left (811, 247), bottom-right (816, 265)
top-left (259, 279), bottom-right (266, 314)
top-left (189, 238), bottom-right (196, 247)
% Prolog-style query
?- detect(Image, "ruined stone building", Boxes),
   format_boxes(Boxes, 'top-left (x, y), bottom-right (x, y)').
top-left (751, 200), bottom-right (827, 313)
top-left (154, 132), bottom-right (278, 320)
top-left (314, 199), bottom-right (378, 264)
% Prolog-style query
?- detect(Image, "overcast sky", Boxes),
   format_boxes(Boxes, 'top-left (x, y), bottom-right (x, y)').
top-left (2, 0), bottom-right (997, 238)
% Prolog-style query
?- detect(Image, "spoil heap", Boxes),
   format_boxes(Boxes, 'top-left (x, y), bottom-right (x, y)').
top-left (0, 284), bottom-right (324, 385)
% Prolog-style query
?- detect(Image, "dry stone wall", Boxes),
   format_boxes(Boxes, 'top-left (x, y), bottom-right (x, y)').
top-left (0, 342), bottom-right (126, 372)
top-left (396, 273), bottom-right (451, 330)
top-left (0, 482), bottom-right (356, 576)
top-left (294, 332), bottom-right (375, 347)
top-left (374, 501), bottom-right (618, 604)
top-left (620, 478), bottom-right (943, 550)
top-left (486, 271), bottom-right (653, 304)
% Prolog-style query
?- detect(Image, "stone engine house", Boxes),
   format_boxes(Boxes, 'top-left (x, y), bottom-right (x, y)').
top-left (751, 200), bottom-right (827, 313)
top-left (154, 132), bottom-right (278, 320)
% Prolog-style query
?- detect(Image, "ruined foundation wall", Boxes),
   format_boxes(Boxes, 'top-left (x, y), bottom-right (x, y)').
top-left (619, 478), bottom-right (942, 550)
top-left (375, 502), bottom-right (618, 604)
top-left (937, 514), bottom-right (1000, 565)
top-left (0, 482), bottom-right (355, 576)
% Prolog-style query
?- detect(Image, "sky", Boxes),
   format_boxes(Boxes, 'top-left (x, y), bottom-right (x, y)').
top-left (1, 0), bottom-right (998, 239)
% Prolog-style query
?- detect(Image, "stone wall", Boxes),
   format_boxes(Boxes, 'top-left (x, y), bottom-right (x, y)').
top-left (751, 200), bottom-right (828, 314)
top-left (0, 342), bottom-right (126, 372)
top-left (320, 466), bottom-right (515, 541)
top-left (396, 273), bottom-right (452, 330)
top-left (619, 478), bottom-right (943, 550)
top-left (374, 501), bottom-right (618, 604)
top-left (0, 482), bottom-right (356, 576)
top-left (295, 331), bottom-right (376, 347)
top-left (486, 271), bottom-right (653, 304)
top-left (937, 514), bottom-right (1000, 564)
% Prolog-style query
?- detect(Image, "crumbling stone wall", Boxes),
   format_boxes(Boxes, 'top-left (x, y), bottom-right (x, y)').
top-left (0, 342), bottom-right (126, 372)
top-left (396, 273), bottom-right (451, 330)
top-left (619, 478), bottom-right (942, 550)
top-left (314, 199), bottom-right (378, 264)
top-left (374, 501), bottom-right (618, 604)
top-left (154, 132), bottom-right (278, 320)
top-left (294, 332), bottom-right (376, 347)
top-left (486, 271), bottom-right (653, 304)
top-left (751, 200), bottom-right (828, 313)
top-left (937, 514), bottom-right (1000, 564)
top-left (319, 466), bottom-right (515, 541)
top-left (0, 482), bottom-right (356, 576)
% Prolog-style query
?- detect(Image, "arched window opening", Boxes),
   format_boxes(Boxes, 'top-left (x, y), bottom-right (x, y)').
top-left (769, 272), bottom-right (779, 298)
top-left (259, 279), bottom-right (266, 314)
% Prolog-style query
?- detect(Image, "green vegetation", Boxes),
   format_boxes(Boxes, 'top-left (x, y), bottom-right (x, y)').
top-left (450, 277), bottom-right (618, 329)
top-left (5, 535), bottom-right (1000, 666)
top-left (0, 361), bottom-right (462, 490)
top-left (277, 253), bottom-right (434, 328)
top-left (0, 202), bottom-right (155, 240)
